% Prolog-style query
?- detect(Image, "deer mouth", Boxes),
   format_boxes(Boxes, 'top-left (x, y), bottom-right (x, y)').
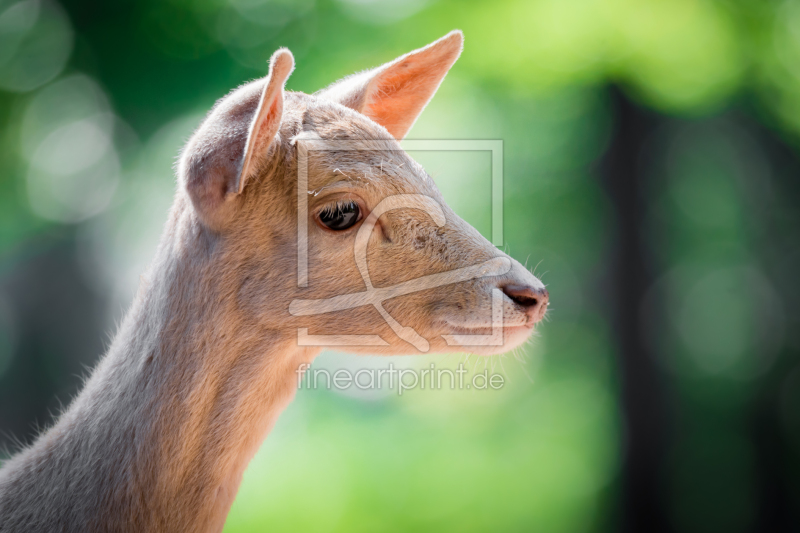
top-left (442, 315), bottom-right (534, 334)
top-left (442, 320), bottom-right (532, 335)
top-left (435, 319), bottom-right (535, 355)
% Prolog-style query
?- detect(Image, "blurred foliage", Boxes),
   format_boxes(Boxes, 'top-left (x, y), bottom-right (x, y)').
top-left (1, 0), bottom-right (800, 532)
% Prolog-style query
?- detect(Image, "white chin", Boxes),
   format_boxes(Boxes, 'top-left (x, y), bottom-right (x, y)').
top-left (461, 325), bottom-right (534, 356)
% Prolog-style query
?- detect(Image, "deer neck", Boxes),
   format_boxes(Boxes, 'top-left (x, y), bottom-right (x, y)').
top-left (118, 207), bottom-right (317, 531)
top-left (5, 203), bottom-right (317, 532)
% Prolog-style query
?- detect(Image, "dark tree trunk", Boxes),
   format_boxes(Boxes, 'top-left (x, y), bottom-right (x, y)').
top-left (599, 86), bottom-right (673, 533)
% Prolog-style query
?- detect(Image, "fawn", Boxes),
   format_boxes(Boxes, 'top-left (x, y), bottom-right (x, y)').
top-left (0, 31), bottom-right (548, 532)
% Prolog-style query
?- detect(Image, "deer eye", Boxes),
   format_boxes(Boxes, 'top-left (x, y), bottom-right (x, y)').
top-left (318, 200), bottom-right (361, 231)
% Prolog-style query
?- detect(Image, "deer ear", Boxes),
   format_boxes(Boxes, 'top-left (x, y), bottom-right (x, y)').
top-left (181, 48), bottom-right (294, 228)
top-left (238, 49), bottom-right (294, 192)
top-left (315, 30), bottom-right (463, 139)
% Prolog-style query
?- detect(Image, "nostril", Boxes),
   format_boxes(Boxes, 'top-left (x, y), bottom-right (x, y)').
top-left (502, 284), bottom-right (548, 309)
top-left (512, 293), bottom-right (538, 307)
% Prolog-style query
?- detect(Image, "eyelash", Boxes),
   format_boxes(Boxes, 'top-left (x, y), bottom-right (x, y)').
top-left (319, 200), bottom-right (356, 218)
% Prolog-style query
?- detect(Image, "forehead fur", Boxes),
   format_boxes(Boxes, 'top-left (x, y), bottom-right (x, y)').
top-left (296, 98), bottom-right (434, 195)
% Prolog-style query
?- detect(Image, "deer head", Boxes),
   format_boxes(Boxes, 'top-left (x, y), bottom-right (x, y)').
top-left (178, 31), bottom-right (548, 358)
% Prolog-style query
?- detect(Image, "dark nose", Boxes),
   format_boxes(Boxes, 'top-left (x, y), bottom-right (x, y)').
top-left (501, 284), bottom-right (549, 323)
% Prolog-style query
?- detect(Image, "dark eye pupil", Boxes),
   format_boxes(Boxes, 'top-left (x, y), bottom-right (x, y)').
top-left (319, 201), bottom-right (360, 231)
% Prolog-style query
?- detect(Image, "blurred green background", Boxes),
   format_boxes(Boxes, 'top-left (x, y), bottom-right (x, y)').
top-left (1, 0), bottom-right (800, 531)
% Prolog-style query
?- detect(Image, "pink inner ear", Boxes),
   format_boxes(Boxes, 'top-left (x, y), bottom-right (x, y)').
top-left (361, 34), bottom-right (462, 139)
top-left (238, 85), bottom-right (283, 193)
top-left (364, 61), bottom-right (441, 138)
top-left (253, 97), bottom-right (281, 156)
